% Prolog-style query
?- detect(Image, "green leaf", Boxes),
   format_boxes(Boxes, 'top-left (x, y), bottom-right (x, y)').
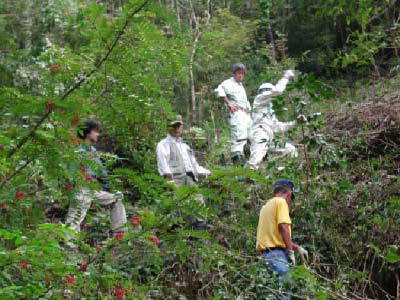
top-left (385, 248), bottom-right (400, 264)
top-left (338, 180), bottom-right (352, 190)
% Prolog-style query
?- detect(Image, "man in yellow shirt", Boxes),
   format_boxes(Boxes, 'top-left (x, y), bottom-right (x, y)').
top-left (256, 179), bottom-right (307, 299)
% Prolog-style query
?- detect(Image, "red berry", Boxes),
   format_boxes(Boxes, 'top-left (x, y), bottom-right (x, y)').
top-left (18, 262), bottom-right (28, 270)
top-left (49, 64), bottom-right (60, 74)
top-left (150, 235), bottom-right (159, 245)
top-left (130, 216), bottom-right (140, 227)
top-left (64, 183), bottom-right (73, 191)
top-left (71, 114), bottom-right (80, 125)
top-left (67, 131), bottom-right (79, 145)
top-left (79, 263), bottom-right (87, 272)
top-left (45, 101), bottom-right (55, 113)
top-left (114, 232), bottom-right (124, 240)
top-left (15, 191), bottom-right (24, 200)
top-left (85, 173), bottom-right (94, 182)
top-left (70, 138), bottom-right (79, 145)
top-left (66, 274), bottom-right (75, 284)
top-left (114, 287), bottom-right (125, 298)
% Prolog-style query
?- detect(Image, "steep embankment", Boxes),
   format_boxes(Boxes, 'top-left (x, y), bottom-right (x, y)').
top-left (1, 77), bottom-right (399, 300)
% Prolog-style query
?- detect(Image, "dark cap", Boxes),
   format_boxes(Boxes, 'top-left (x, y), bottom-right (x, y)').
top-left (273, 179), bottom-right (295, 199)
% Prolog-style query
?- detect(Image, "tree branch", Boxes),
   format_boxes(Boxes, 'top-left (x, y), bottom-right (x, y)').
top-left (7, 0), bottom-right (150, 159)
top-left (0, 159), bottom-right (32, 189)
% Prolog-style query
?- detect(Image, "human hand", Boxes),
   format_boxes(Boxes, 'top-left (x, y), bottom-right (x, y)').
top-left (228, 103), bottom-right (238, 113)
top-left (284, 69), bottom-right (295, 79)
top-left (115, 191), bottom-right (124, 200)
top-left (164, 174), bottom-right (173, 180)
top-left (298, 246), bottom-right (309, 261)
top-left (291, 243), bottom-right (300, 251)
top-left (287, 250), bottom-right (296, 265)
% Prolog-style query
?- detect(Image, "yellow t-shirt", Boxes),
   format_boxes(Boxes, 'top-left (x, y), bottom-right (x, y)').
top-left (256, 197), bottom-right (292, 252)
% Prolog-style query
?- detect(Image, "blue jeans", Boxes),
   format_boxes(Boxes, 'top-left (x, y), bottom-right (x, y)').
top-left (262, 249), bottom-right (292, 300)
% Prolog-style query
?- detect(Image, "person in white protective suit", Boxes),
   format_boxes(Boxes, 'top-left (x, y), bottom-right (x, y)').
top-left (215, 63), bottom-right (252, 164)
top-left (247, 70), bottom-right (299, 170)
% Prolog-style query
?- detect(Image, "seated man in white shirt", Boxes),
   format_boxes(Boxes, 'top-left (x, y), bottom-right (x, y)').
top-left (156, 115), bottom-right (211, 187)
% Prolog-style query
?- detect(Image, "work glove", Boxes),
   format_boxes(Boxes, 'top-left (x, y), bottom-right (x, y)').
top-left (115, 191), bottom-right (124, 200)
top-left (287, 250), bottom-right (296, 266)
top-left (297, 114), bottom-right (307, 123)
top-left (298, 246), bottom-right (309, 262)
top-left (284, 69), bottom-right (295, 79)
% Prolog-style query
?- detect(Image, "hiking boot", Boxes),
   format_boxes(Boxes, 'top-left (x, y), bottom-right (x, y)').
top-left (231, 152), bottom-right (243, 165)
top-left (192, 220), bottom-right (213, 230)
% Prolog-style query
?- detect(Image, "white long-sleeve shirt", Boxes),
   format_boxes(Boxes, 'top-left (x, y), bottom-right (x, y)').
top-left (252, 76), bottom-right (295, 133)
top-left (156, 135), bottom-right (211, 177)
top-left (215, 77), bottom-right (251, 110)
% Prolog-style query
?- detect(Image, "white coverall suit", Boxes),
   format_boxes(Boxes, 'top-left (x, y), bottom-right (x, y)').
top-left (248, 71), bottom-right (298, 170)
top-left (215, 77), bottom-right (252, 156)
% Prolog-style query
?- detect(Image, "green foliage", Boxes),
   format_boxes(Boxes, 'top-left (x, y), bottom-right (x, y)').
top-left (0, 0), bottom-right (399, 299)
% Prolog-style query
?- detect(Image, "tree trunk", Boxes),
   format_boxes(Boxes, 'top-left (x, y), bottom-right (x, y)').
top-left (189, 7), bottom-right (199, 123)
top-left (268, 23), bottom-right (277, 64)
top-left (175, 0), bottom-right (181, 25)
top-left (188, 0), bottom-right (211, 124)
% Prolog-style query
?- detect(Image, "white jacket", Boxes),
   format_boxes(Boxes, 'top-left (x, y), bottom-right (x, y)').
top-left (156, 135), bottom-right (211, 177)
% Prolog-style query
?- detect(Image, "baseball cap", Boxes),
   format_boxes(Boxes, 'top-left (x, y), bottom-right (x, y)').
top-left (168, 115), bottom-right (183, 127)
top-left (273, 179), bottom-right (295, 199)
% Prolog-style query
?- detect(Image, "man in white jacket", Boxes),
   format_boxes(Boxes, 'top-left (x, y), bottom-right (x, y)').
top-left (156, 115), bottom-right (211, 188)
top-left (248, 70), bottom-right (298, 170)
top-left (215, 63), bottom-right (252, 164)
top-left (156, 116), bottom-right (211, 229)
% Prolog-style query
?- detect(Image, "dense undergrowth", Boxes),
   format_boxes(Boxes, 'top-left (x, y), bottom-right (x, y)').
top-left (1, 75), bottom-right (399, 299)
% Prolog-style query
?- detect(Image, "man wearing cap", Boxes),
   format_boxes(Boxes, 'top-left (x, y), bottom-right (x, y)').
top-left (156, 115), bottom-right (211, 188)
top-left (248, 70), bottom-right (299, 170)
top-left (215, 63), bottom-right (252, 164)
top-left (256, 179), bottom-right (308, 299)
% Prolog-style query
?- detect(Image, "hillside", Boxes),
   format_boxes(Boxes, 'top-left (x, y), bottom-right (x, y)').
top-left (0, 1), bottom-right (399, 299)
